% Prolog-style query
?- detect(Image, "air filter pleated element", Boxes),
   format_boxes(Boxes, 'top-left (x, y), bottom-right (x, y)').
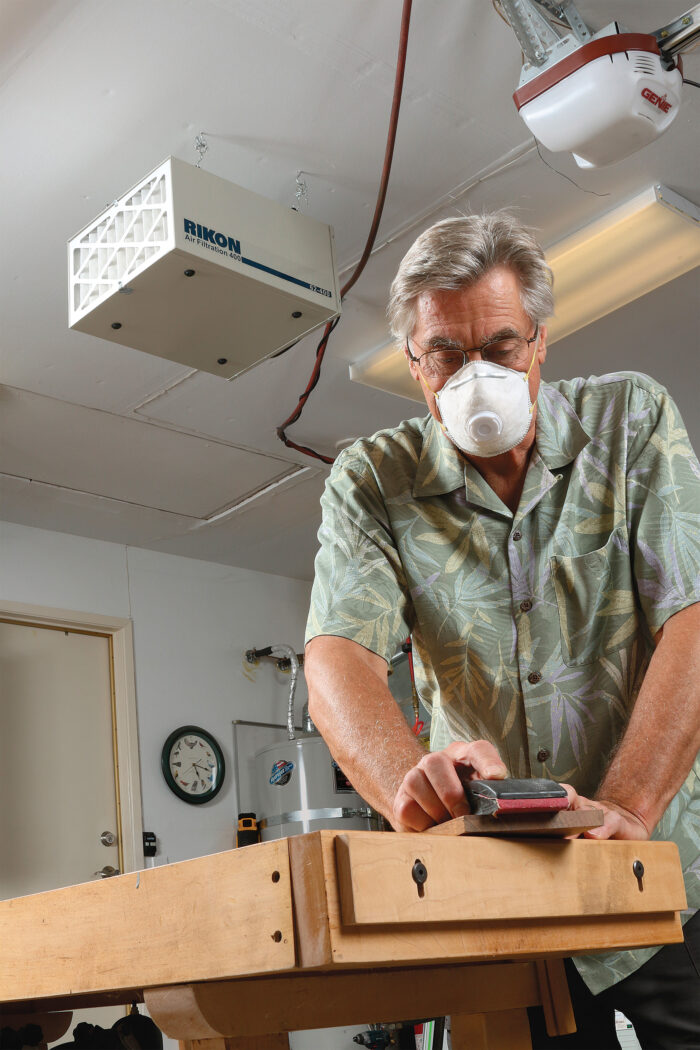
top-left (68, 157), bottom-right (341, 380)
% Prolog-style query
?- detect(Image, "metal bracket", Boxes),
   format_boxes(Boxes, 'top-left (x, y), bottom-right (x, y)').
top-left (535, 0), bottom-right (592, 43)
top-left (245, 647), bottom-right (304, 671)
top-left (499, 0), bottom-right (595, 65)
top-left (653, 3), bottom-right (700, 59)
top-left (499, 0), bottom-right (563, 65)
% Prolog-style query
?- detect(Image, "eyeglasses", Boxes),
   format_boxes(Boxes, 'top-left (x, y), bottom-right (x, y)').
top-left (407, 324), bottom-right (539, 381)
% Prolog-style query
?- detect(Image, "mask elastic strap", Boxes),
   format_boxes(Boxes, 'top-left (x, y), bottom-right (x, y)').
top-left (416, 369), bottom-right (450, 436)
top-left (523, 326), bottom-right (540, 414)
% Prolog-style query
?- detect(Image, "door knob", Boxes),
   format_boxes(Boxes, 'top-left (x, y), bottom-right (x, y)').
top-left (94, 865), bottom-right (120, 878)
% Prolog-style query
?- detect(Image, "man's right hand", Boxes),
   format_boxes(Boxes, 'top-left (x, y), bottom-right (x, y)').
top-left (391, 740), bottom-right (508, 832)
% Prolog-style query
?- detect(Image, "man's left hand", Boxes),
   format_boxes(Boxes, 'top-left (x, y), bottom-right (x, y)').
top-left (562, 785), bottom-right (651, 840)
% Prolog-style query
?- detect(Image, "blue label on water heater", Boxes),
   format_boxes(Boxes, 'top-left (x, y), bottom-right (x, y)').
top-left (270, 759), bottom-right (294, 787)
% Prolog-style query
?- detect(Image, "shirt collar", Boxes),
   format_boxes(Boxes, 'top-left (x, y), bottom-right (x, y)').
top-left (535, 381), bottom-right (591, 469)
top-left (413, 416), bottom-right (465, 497)
top-left (412, 381), bottom-right (591, 498)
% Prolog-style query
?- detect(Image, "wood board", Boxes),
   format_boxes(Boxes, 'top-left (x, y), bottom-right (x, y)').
top-left (426, 809), bottom-right (604, 837)
top-left (288, 831), bottom-right (686, 969)
top-left (335, 833), bottom-right (685, 926)
top-left (144, 962), bottom-right (542, 1039)
top-left (0, 842), bottom-right (294, 1005)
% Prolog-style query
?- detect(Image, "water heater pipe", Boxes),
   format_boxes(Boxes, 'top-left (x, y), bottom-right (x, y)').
top-left (268, 644), bottom-right (300, 740)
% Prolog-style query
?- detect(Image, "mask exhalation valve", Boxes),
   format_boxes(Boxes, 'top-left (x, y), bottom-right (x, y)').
top-left (468, 411), bottom-right (503, 442)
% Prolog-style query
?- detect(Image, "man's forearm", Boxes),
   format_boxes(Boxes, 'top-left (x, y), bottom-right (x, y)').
top-left (595, 602), bottom-right (700, 832)
top-left (305, 635), bottom-right (424, 820)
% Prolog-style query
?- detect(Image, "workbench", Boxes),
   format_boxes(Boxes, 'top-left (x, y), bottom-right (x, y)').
top-left (0, 830), bottom-right (687, 1049)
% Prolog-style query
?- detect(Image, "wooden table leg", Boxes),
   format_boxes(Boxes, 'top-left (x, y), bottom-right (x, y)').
top-left (451, 1008), bottom-right (532, 1049)
top-left (535, 959), bottom-right (576, 1037)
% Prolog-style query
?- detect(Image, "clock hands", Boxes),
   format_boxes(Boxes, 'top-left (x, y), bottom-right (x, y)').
top-left (177, 759), bottom-right (214, 791)
top-left (163, 728), bottom-right (224, 802)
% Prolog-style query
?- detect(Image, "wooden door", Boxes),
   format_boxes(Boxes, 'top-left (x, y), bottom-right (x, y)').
top-left (0, 618), bottom-right (126, 1043)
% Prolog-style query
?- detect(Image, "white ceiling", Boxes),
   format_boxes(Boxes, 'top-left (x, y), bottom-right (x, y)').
top-left (1, 0), bottom-right (698, 581)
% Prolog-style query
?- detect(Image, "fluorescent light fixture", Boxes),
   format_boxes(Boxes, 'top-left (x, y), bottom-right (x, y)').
top-left (546, 184), bottom-right (700, 341)
top-left (349, 183), bottom-right (700, 400)
top-left (349, 340), bottom-right (422, 403)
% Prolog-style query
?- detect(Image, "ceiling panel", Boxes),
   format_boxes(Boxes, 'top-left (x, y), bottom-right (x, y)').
top-left (0, 473), bottom-right (197, 547)
top-left (134, 342), bottom-right (421, 461)
top-left (0, 334), bottom-right (194, 416)
top-left (147, 466), bottom-right (327, 580)
top-left (0, 387), bottom-right (298, 517)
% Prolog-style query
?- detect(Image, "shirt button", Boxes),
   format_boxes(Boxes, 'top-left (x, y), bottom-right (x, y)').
top-left (527, 671), bottom-right (542, 685)
top-left (512, 530), bottom-right (522, 541)
top-left (520, 599), bottom-right (533, 613)
top-left (536, 748), bottom-right (550, 762)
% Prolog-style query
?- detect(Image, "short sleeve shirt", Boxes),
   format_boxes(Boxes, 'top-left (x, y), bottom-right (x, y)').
top-left (306, 372), bottom-right (700, 994)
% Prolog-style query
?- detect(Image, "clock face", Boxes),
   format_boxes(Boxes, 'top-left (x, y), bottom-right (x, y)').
top-left (161, 726), bottom-right (225, 804)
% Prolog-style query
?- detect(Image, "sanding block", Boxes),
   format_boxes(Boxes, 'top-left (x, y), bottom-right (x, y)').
top-left (463, 778), bottom-right (569, 817)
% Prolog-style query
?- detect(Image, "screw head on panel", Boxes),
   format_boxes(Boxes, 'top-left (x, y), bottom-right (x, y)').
top-left (411, 859), bottom-right (428, 886)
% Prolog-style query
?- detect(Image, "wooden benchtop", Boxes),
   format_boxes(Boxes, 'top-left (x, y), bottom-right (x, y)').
top-left (0, 831), bottom-right (686, 1013)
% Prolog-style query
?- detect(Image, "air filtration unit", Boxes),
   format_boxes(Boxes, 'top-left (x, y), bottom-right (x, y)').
top-left (68, 157), bottom-right (341, 379)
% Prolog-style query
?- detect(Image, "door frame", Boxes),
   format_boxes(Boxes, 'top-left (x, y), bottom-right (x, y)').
top-left (0, 600), bottom-right (144, 873)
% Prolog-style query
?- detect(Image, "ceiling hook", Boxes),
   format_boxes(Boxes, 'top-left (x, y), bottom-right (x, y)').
top-left (195, 133), bottom-right (209, 169)
top-left (294, 170), bottom-right (309, 211)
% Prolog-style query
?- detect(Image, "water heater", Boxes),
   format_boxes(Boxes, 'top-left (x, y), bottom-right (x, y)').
top-left (255, 734), bottom-right (382, 840)
top-left (68, 157), bottom-right (340, 379)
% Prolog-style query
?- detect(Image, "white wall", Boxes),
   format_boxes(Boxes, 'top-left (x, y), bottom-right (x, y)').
top-left (0, 520), bottom-right (312, 865)
top-left (0, 520), bottom-right (420, 1049)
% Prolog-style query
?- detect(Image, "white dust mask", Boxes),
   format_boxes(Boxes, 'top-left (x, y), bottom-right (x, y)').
top-left (433, 343), bottom-right (537, 458)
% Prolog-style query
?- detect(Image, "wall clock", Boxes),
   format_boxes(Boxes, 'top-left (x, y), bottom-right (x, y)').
top-left (161, 725), bottom-right (225, 804)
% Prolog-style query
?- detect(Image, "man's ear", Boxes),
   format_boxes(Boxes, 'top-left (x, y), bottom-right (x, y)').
top-left (537, 324), bottom-right (548, 367)
top-left (403, 342), bottom-right (421, 383)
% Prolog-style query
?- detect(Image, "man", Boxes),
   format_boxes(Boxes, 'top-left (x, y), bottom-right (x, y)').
top-left (304, 213), bottom-right (700, 1048)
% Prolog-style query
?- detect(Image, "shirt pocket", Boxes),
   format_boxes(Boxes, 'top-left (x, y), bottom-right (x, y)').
top-left (550, 530), bottom-right (628, 667)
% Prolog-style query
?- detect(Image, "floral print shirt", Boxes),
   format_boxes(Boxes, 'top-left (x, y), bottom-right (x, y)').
top-left (306, 372), bottom-right (700, 993)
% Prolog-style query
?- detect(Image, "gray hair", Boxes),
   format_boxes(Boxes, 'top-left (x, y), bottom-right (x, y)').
top-left (388, 212), bottom-right (554, 339)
